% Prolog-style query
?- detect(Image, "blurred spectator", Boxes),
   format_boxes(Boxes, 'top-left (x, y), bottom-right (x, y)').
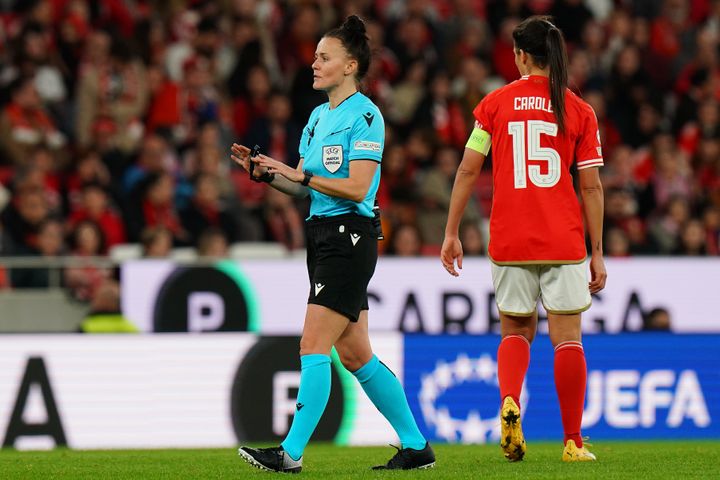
top-left (678, 100), bottom-right (719, 157)
top-left (148, 54), bottom-right (220, 148)
top-left (390, 15), bottom-right (439, 74)
top-left (65, 149), bottom-right (113, 211)
top-left (417, 146), bottom-right (481, 246)
top-left (1, 187), bottom-right (48, 250)
top-left (703, 206), bottom-right (720, 255)
top-left (57, 2), bottom-right (91, 85)
top-left (444, 18), bottom-right (491, 75)
top-left (10, 21), bottom-right (68, 110)
top-left (10, 217), bottom-right (65, 288)
top-left (75, 35), bottom-right (148, 153)
top-left (625, 216), bottom-right (659, 255)
top-left (549, 0), bottom-right (594, 46)
top-left (648, 0), bottom-right (689, 81)
top-left (363, 19), bottom-right (400, 104)
top-left (197, 227), bottom-right (229, 258)
top-left (460, 222), bottom-right (485, 257)
top-left (183, 142), bottom-right (235, 202)
top-left (263, 188), bottom-right (304, 251)
top-left (650, 145), bottom-right (693, 210)
top-left (673, 218), bottom-right (708, 255)
top-left (80, 280), bottom-right (139, 333)
top-left (648, 195), bottom-right (691, 253)
top-left (122, 132), bottom-right (175, 194)
top-left (386, 223), bottom-right (423, 257)
top-left (412, 70), bottom-right (467, 149)
top-left (226, 16), bottom-right (264, 99)
top-left (140, 226), bottom-right (173, 258)
top-left (643, 307), bottom-right (672, 331)
top-left (581, 20), bottom-right (609, 81)
top-left (64, 220), bottom-right (112, 302)
top-left (606, 44), bottom-right (656, 141)
top-left (453, 57), bottom-right (497, 129)
top-left (181, 173), bottom-right (237, 246)
top-left (0, 75), bottom-right (67, 166)
top-left (67, 183), bottom-right (126, 252)
top-left (126, 172), bottom-right (188, 245)
top-left (286, 5), bottom-right (327, 125)
top-left (231, 64), bottom-right (272, 138)
top-left (606, 227), bottom-right (631, 257)
top-left (244, 91), bottom-right (302, 169)
top-left (387, 60), bottom-right (428, 128)
top-left (25, 145), bottom-right (62, 210)
top-left (487, 0), bottom-right (532, 37)
top-left (492, 17), bottom-right (522, 83)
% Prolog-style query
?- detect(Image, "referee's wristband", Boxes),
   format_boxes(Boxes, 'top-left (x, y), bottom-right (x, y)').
top-left (251, 171), bottom-right (275, 183)
top-left (301, 170), bottom-right (314, 186)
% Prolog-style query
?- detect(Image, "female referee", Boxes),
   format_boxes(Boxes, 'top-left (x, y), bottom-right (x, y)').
top-left (441, 16), bottom-right (607, 463)
top-left (231, 16), bottom-right (434, 473)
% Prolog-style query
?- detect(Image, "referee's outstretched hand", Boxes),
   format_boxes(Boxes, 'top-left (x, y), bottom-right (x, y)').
top-left (441, 236), bottom-right (463, 277)
top-left (253, 154), bottom-right (303, 183)
top-left (230, 143), bottom-right (254, 172)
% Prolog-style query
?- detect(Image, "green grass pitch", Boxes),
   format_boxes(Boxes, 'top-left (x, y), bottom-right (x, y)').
top-left (1, 441), bottom-right (717, 479)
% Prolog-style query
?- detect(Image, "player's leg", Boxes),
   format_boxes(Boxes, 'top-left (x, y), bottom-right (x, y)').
top-left (335, 312), bottom-right (435, 470)
top-left (542, 263), bottom-right (596, 461)
top-left (497, 312), bottom-right (534, 462)
top-left (499, 312), bottom-right (537, 408)
top-left (492, 263), bottom-right (540, 462)
top-left (238, 305), bottom-right (348, 473)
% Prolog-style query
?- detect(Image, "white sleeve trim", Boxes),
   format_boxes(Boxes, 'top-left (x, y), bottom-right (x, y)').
top-left (577, 158), bottom-right (604, 170)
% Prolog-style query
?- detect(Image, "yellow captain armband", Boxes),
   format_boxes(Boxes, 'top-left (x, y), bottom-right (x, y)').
top-left (465, 127), bottom-right (491, 155)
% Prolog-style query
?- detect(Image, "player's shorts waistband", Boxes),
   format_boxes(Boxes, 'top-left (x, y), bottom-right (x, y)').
top-left (306, 213), bottom-right (372, 227)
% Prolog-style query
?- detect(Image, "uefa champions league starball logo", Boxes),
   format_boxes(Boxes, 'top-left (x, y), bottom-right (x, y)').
top-left (418, 354), bottom-right (528, 444)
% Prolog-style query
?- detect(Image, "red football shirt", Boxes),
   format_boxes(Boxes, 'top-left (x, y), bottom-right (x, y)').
top-left (473, 75), bottom-right (603, 264)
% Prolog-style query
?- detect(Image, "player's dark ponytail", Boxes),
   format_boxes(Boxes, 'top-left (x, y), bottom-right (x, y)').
top-left (325, 15), bottom-right (371, 81)
top-left (513, 16), bottom-right (568, 133)
top-left (545, 25), bottom-right (568, 134)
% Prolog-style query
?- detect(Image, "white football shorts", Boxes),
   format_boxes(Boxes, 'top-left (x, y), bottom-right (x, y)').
top-left (491, 262), bottom-right (591, 316)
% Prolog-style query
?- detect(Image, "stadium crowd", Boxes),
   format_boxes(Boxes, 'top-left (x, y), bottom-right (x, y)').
top-left (0, 0), bottom-right (719, 301)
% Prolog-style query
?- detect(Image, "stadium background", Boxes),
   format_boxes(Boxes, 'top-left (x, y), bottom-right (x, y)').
top-left (0, 0), bottom-right (719, 460)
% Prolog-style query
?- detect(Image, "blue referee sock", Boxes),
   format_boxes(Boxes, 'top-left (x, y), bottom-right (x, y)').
top-left (353, 355), bottom-right (427, 450)
top-left (281, 354), bottom-right (331, 461)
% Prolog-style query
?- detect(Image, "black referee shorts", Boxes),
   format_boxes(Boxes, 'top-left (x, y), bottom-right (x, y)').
top-left (305, 213), bottom-right (378, 322)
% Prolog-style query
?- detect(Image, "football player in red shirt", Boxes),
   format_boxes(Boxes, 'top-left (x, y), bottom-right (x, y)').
top-left (441, 16), bottom-right (607, 462)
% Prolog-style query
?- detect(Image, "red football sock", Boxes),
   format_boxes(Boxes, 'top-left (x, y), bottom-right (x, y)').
top-left (497, 334), bottom-right (530, 407)
top-left (554, 341), bottom-right (586, 448)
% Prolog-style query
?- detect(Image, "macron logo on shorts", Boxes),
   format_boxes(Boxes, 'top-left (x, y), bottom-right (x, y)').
top-left (350, 233), bottom-right (361, 246)
top-left (314, 283), bottom-right (325, 295)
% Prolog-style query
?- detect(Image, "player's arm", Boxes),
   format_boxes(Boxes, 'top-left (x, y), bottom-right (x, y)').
top-left (579, 166), bottom-right (607, 293)
top-left (441, 126), bottom-right (489, 276)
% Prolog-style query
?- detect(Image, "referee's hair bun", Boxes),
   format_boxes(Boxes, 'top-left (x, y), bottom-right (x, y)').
top-left (326, 15), bottom-right (371, 80)
top-left (342, 15), bottom-right (366, 35)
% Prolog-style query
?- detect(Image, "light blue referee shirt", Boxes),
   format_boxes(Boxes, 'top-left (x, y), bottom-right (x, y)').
top-left (299, 92), bottom-right (384, 219)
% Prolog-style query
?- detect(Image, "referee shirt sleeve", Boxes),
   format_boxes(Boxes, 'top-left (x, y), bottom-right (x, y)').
top-left (299, 108), bottom-right (318, 159)
top-left (348, 108), bottom-right (384, 163)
